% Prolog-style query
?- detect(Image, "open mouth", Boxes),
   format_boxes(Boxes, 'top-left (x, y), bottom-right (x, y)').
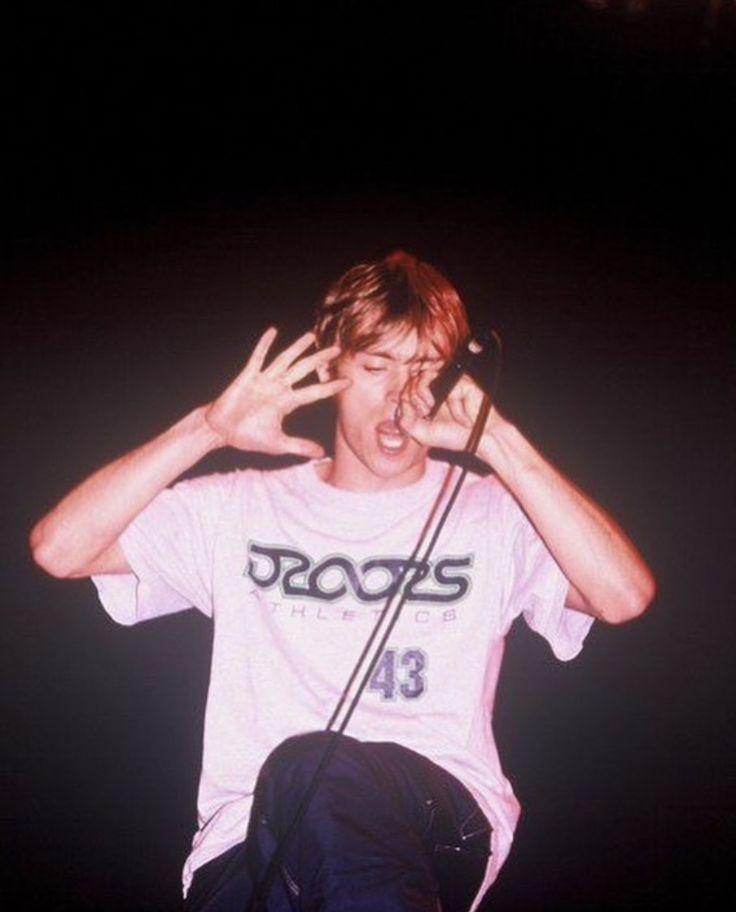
top-left (376, 419), bottom-right (409, 456)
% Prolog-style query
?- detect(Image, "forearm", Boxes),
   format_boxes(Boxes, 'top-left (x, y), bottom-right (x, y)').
top-left (30, 406), bottom-right (221, 578)
top-left (477, 415), bottom-right (656, 623)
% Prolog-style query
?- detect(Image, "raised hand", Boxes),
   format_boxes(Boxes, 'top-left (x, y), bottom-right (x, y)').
top-left (204, 327), bottom-right (350, 459)
top-left (396, 369), bottom-right (500, 457)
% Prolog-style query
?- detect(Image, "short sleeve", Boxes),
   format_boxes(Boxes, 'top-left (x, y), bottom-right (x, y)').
top-left (92, 472), bottom-right (238, 626)
top-left (502, 494), bottom-right (594, 661)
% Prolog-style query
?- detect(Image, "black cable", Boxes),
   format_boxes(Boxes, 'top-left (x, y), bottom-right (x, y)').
top-left (324, 462), bottom-right (459, 732)
top-left (249, 409), bottom-right (492, 911)
top-left (330, 397), bottom-right (492, 740)
top-left (248, 337), bottom-right (502, 910)
top-left (327, 328), bottom-right (502, 733)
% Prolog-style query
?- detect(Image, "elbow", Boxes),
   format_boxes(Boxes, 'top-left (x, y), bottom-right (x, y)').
top-left (607, 568), bottom-right (657, 625)
top-left (29, 523), bottom-right (73, 579)
top-left (627, 565), bottom-right (658, 621)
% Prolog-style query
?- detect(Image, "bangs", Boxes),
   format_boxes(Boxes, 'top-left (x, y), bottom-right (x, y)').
top-left (343, 309), bottom-right (458, 361)
top-left (315, 252), bottom-right (470, 362)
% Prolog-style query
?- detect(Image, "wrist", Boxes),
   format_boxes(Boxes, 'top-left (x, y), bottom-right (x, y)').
top-left (178, 406), bottom-right (227, 456)
top-left (477, 414), bottom-right (532, 483)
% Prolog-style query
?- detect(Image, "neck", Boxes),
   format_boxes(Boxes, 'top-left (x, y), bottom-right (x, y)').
top-left (318, 447), bottom-right (428, 493)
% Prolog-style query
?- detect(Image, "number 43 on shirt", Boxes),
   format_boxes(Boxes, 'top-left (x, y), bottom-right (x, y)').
top-left (368, 648), bottom-right (427, 701)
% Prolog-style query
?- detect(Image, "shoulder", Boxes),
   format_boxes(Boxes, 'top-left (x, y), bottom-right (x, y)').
top-left (169, 470), bottom-right (243, 502)
top-left (175, 461), bottom-right (320, 513)
top-left (450, 462), bottom-right (513, 512)
top-left (441, 462), bottom-right (530, 546)
top-left (170, 460), bottom-right (310, 495)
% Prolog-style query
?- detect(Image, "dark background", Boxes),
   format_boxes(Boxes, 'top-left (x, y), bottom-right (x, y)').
top-left (4, 2), bottom-right (735, 910)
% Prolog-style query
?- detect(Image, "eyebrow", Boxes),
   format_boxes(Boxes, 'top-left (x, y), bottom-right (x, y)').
top-left (362, 350), bottom-right (443, 365)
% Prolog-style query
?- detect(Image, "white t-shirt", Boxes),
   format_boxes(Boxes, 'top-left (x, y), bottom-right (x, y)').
top-left (93, 457), bottom-right (593, 910)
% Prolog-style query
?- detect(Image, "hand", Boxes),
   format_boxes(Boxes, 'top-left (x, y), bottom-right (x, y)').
top-left (396, 370), bottom-right (502, 457)
top-left (204, 327), bottom-right (350, 459)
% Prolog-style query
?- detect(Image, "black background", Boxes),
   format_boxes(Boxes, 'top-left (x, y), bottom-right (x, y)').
top-left (4, 2), bottom-right (735, 910)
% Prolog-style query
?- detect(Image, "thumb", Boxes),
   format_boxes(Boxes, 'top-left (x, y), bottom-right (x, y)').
top-left (281, 435), bottom-right (326, 460)
top-left (400, 413), bottom-right (433, 447)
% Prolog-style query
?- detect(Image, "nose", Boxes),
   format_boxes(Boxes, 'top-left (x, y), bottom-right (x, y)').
top-left (387, 366), bottom-right (413, 401)
top-left (388, 367), bottom-right (413, 421)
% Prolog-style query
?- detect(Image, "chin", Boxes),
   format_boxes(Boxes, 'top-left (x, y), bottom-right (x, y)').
top-left (370, 450), bottom-right (426, 481)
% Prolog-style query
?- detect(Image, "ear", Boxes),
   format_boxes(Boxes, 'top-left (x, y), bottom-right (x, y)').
top-left (317, 349), bottom-right (346, 383)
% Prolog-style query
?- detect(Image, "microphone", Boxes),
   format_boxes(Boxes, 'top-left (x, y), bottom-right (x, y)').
top-left (428, 330), bottom-right (500, 418)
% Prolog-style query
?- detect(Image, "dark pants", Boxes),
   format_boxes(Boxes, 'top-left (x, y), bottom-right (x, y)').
top-left (184, 732), bottom-right (491, 912)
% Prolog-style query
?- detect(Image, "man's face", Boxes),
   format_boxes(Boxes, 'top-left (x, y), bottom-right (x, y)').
top-left (325, 326), bottom-right (444, 492)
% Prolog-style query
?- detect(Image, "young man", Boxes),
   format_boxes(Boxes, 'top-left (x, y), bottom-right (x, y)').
top-left (31, 251), bottom-right (655, 911)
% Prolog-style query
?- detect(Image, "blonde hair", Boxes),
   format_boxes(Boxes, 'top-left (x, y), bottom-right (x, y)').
top-left (314, 250), bottom-right (469, 360)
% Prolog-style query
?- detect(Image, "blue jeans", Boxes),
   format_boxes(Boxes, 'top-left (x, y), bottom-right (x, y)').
top-left (184, 732), bottom-right (491, 912)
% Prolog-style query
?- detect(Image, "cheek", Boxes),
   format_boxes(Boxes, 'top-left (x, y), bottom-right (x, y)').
top-left (344, 375), bottom-right (385, 407)
top-left (335, 383), bottom-right (384, 434)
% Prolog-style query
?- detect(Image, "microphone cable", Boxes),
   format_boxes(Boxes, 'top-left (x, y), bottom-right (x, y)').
top-left (248, 337), bottom-right (501, 911)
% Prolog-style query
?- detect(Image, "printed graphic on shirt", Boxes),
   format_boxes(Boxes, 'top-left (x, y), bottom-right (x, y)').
top-left (245, 541), bottom-right (474, 604)
top-left (367, 648), bottom-right (428, 701)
